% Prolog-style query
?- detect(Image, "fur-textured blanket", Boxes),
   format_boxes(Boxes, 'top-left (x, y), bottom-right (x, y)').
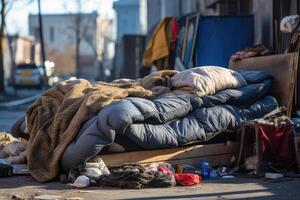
top-left (26, 70), bottom-right (176, 182)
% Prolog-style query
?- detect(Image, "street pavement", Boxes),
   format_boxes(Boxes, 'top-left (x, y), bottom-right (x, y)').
top-left (0, 108), bottom-right (25, 132)
top-left (0, 175), bottom-right (300, 199)
top-left (0, 89), bottom-right (42, 133)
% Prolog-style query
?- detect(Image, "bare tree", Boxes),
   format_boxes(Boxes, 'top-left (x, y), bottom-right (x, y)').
top-left (0, 0), bottom-right (6, 92)
top-left (74, 0), bottom-right (82, 77)
top-left (0, 0), bottom-right (33, 93)
top-left (63, 0), bottom-right (85, 77)
top-left (63, 0), bottom-right (102, 79)
top-left (0, 0), bottom-right (15, 93)
top-left (81, 22), bottom-right (103, 80)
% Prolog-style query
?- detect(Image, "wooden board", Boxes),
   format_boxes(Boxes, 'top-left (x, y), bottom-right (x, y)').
top-left (230, 53), bottom-right (299, 116)
top-left (94, 142), bottom-right (240, 167)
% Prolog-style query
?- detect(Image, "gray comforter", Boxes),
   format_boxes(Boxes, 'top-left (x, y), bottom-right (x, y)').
top-left (61, 71), bottom-right (278, 172)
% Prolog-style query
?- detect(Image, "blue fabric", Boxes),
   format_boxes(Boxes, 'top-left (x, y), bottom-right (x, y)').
top-left (238, 70), bottom-right (273, 84)
top-left (195, 15), bottom-right (254, 67)
top-left (202, 80), bottom-right (272, 108)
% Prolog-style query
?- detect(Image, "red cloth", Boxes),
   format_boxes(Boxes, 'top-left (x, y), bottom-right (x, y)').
top-left (259, 123), bottom-right (293, 161)
top-left (157, 166), bottom-right (173, 175)
top-left (170, 19), bottom-right (179, 50)
top-left (158, 166), bottom-right (201, 186)
top-left (174, 173), bottom-right (201, 186)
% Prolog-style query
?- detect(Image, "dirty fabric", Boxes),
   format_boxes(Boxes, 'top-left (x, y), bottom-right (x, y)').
top-left (25, 72), bottom-right (175, 182)
top-left (0, 133), bottom-right (27, 165)
top-left (259, 123), bottom-right (293, 161)
top-left (230, 44), bottom-right (272, 61)
top-left (1, 141), bottom-right (27, 164)
top-left (143, 17), bottom-right (174, 70)
top-left (98, 164), bottom-right (175, 189)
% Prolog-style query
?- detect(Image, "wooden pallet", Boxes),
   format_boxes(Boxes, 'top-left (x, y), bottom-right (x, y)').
top-left (94, 142), bottom-right (240, 167)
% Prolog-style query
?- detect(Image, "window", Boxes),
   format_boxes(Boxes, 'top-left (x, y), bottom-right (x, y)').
top-left (50, 26), bottom-right (54, 42)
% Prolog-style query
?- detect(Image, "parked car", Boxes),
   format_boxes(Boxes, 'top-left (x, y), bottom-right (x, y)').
top-left (13, 63), bottom-right (44, 89)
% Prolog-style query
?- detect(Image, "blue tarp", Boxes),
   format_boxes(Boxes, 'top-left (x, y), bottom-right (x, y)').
top-left (195, 15), bottom-right (254, 67)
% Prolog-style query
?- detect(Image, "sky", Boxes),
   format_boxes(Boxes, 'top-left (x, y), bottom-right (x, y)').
top-left (6, 0), bottom-right (115, 36)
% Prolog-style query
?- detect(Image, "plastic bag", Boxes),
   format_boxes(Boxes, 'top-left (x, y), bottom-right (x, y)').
top-left (70, 175), bottom-right (90, 188)
top-left (280, 15), bottom-right (300, 33)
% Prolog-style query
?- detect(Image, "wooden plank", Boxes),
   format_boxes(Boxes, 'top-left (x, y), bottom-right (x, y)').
top-left (96, 142), bottom-right (240, 167)
top-left (100, 153), bottom-right (236, 167)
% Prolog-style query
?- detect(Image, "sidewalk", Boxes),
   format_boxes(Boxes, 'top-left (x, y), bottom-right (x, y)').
top-left (0, 175), bottom-right (299, 200)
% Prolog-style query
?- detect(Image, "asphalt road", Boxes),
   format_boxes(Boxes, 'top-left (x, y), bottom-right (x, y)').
top-left (0, 175), bottom-right (300, 200)
top-left (0, 108), bottom-right (25, 132)
top-left (0, 89), bottom-right (42, 133)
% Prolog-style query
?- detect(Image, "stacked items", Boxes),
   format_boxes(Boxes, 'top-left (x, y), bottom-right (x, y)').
top-left (12, 66), bottom-right (278, 182)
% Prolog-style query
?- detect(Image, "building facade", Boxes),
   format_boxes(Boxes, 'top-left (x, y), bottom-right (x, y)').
top-left (113, 0), bottom-right (147, 78)
top-left (113, 0), bottom-right (147, 41)
top-left (29, 12), bottom-right (99, 80)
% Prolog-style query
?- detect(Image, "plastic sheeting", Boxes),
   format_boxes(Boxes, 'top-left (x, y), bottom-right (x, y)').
top-left (195, 15), bottom-right (254, 67)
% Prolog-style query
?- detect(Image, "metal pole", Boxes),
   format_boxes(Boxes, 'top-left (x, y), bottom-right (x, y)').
top-left (37, 0), bottom-right (48, 87)
top-left (37, 0), bottom-right (46, 64)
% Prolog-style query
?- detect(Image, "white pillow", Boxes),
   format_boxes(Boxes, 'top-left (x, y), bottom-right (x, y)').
top-left (170, 66), bottom-right (247, 97)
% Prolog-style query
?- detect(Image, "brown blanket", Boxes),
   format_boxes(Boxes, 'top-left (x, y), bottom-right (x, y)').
top-left (26, 71), bottom-right (176, 182)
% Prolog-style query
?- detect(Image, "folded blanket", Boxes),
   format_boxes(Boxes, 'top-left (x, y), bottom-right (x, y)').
top-left (171, 66), bottom-right (247, 97)
top-left (25, 77), bottom-right (170, 182)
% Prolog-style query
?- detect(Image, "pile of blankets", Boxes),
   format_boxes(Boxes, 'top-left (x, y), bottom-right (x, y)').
top-left (13, 66), bottom-right (278, 182)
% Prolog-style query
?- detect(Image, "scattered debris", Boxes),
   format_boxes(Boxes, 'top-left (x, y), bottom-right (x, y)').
top-left (70, 175), bottom-right (90, 188)
top-left (222, 175), bottom-right (235, 179)
top-left (265, 172), bottom-right (284, 179)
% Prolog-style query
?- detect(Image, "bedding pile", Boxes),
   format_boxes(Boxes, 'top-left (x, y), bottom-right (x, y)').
top-left (22, 66), bottom-right (278, 182)
top-left (24, 71), bottom-right (175, 182)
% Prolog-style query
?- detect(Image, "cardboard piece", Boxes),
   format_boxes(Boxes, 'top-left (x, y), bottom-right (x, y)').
top-left (230, 53), bottom-right (299, 116)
